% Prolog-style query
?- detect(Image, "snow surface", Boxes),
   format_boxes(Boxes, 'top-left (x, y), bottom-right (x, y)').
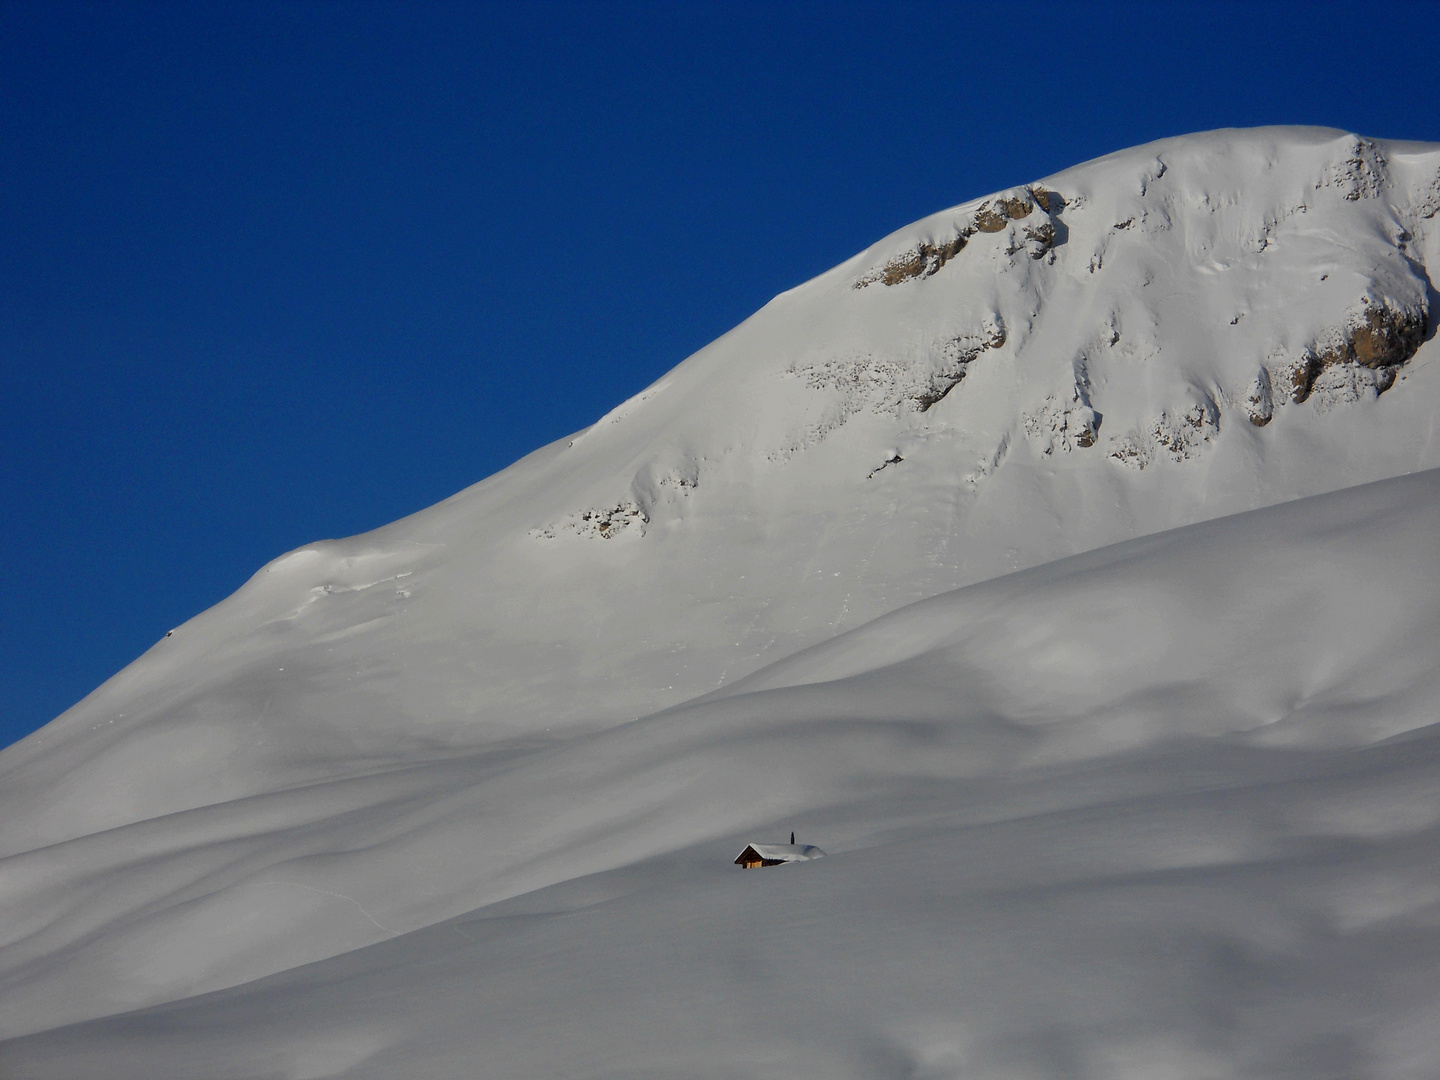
top-left (4, 126), bottom-right (1440, 1077)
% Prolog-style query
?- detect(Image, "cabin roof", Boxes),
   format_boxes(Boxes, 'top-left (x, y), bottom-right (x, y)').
top-left (735, 843), bottom-right (825, 864)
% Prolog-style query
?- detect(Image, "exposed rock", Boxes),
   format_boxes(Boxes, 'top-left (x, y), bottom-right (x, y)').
top-left (1024, 392), bottom-right (1101, 455)
top-left (974, 196), bottom-right (1033, 233)
top-left (1286, 300), bottom-right (1428, 403)
top-left (1348, 304), bottom-right (1427, 367)
top-left (1309, 363), bottom-right (1397, 410)
top-left (628, 456), bottom-right (701, 520)
top-left (1244, 368), bottom-right (1273, 427)
top-left (1156, 399), bottom-right (1220, 460)
top-left (1107, 435), bottom-right (1148, 470)
top-left (914, 324), bottom-right (1007, 411)
top-left (1109, 396), bottom-right (1220, 469)
top-left (865, 451), bottom-right (904, 480)
top-left (972, 209), bottom-right (1006, 233)
top-left (856, 232), bottom-right (969, 288)
top-left (1026, 362), bottom-right (1104, 453)
top-left (1320, 136), bottom-right (1388, 201)
top-left (857, 189), bottom-right (1064, 285)
top-left (1414, 166), bottom-right (1440, 219)
top-left (789, 319), bottom-right (1007, 429)
top-left (1031, 187), bottom-right (1066, 213)
top-left (1022, 220), bottom-right (1056, 259)
top-left (1072, 412), bottom-right (1100, 447)
top-left (1136, 157), bottom-right (1167, 196)
top-left (1279, 354), bottom-right (1318, 404)
top-left (999, 196), bottom-right (1033, 219)
top-left (533, 502), bottom-right (648, 540)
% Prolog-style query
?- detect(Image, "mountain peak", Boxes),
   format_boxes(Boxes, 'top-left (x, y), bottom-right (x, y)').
top-left (7, 127), bottom-right (1439, 836)
top-left (2, 129), bottom-right (1440, 1044)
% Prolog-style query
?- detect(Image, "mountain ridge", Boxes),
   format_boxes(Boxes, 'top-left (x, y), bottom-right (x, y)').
top-left (3, 127), bottom-right (1440, 1067)
top-left (4, 125), bottom-right (1439, 843)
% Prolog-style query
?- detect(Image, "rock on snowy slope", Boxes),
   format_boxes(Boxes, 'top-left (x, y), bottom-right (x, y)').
top-left (6, 468), bottom-right (1440, 1078)
top-left (1, 126), bottom-right (1440, 1060)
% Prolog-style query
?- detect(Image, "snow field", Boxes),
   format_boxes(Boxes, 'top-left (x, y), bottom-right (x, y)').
top-left (4, 127), bottom-right (1440, 1076)
top-left (6, 471), bottom-right (1440, 1076)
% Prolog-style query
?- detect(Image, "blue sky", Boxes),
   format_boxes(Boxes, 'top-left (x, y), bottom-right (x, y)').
top-left (3, 0), bottom-right (1439, 749)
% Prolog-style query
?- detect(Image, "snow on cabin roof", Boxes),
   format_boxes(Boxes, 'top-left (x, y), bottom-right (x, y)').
top-left (736, 843), bottom-right (825, 863)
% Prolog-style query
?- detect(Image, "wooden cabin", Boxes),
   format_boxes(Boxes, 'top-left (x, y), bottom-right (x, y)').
top-left (733, 842), bottom-right (825, 868)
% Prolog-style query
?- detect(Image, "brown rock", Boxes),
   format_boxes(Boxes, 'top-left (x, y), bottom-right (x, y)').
top-left (999, 196), bottom-right (1033, 220)
top-left (1031, 187), bottom-right (1067, 213)
top-left (1023, 221), bottom-right (1056, 258)
top-left (1286, 354), bottom-right (1322, 403)
top-left (1287, 301), bottom-right (1427, 402)
top-left (1351, 305), bottom-right (1427, 368)
top-left (867, 232), bottom-right (969, 287)
top-left (973, 205), bottom-right (1008, 233)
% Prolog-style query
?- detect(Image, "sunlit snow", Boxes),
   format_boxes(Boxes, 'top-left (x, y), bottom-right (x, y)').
top-left (3, 126), bottom-right (1440, 1079)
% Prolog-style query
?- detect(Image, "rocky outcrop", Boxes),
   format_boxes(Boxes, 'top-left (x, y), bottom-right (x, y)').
top-left (1024, 395), bottom-right (1101, 454)
top-left (1243, 368), bottom-right (1274, 427)
top-left (1105, 299), bottom-right (1426, 467)
top-left (913, 325), bottom-right (1007, 411)
top-left (532, 502), bottom-right (648, 540)
top-left (1019, 218), bottom-right (1056, 258)
top-left (861, 233), bottom-right (969, 287)
top-left (1030, 187), bottom-right (1065, 213)
top-left (790, 317), bottom-right (1007, 421)
top-left (1320, 136), bottom-right (1388, 201)
top-left (1109, 397), bottom-right (1220, 469)
top-left (1349, 303), bottom-right (1428, 366)
top-left (973, 196), bottom-right (1033, 232)
top-left (1283, 300), bottom-right (1428, 404)
top-left (1413, 166), bottom-right (1440, 219)
top-left (856, 189), bottom-right (1063, 287)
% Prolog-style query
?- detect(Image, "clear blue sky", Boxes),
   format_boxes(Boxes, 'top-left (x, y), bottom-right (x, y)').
top-left (4, 0), bottom-right (1439, 749)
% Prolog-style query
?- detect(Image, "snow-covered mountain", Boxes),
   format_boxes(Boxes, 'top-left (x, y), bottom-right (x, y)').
top-left (3, 126), bottom-right (1440, 1078)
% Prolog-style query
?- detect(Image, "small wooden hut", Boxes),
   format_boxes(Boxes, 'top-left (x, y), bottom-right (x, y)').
top-left (733, 843), bottom-right (825, 869)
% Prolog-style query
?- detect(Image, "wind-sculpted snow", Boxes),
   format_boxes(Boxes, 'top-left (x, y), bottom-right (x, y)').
top-left (6, 470), bottom-right (1440, 1077)
top-left (4, 127), bottom-right (1440, 1076)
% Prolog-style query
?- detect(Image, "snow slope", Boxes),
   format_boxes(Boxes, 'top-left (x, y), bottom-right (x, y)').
top-left (6, 469), bottom-right (1440, 1078)
top-left (3, 126), bottom-right (1440, 1074)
